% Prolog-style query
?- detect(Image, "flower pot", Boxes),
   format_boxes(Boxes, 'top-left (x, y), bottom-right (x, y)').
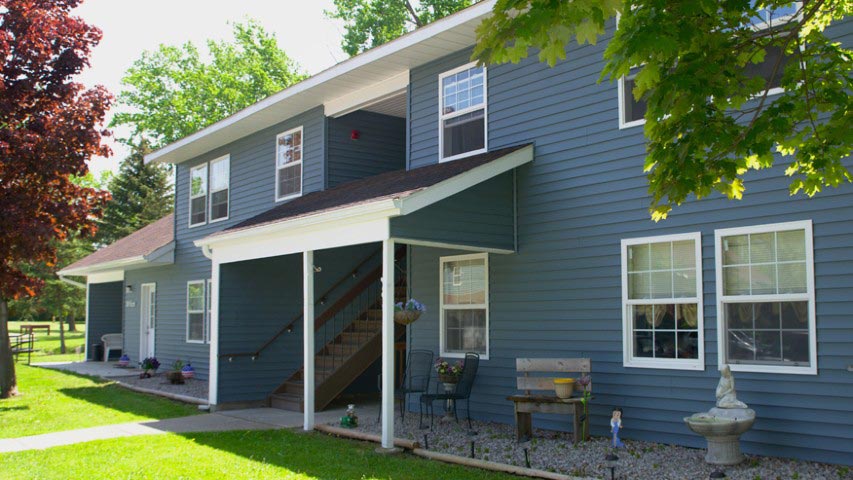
top-left (438, 373), bottom-right (460, 384)
top-left (117, 354), bottom-right (130, 368)
top-left (554, 378), bottom-right (575, 399)
top-left (394, 310), bottom-right (422, 325)
top-left (181, 363), bottom-right (195, 379)
top-left (166, 371), bottom-right (185, 385)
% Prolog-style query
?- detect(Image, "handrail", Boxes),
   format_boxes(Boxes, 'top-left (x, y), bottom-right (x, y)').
top-left (220, 245), bottom-right (405, 359)
top-left (220, 248), bottom-right (381, 359)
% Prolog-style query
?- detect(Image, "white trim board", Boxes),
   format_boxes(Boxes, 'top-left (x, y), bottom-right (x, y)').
top-left (325, 71), bottom-right (409, 118)
top-left (145, 1), bottom-right (497, 166)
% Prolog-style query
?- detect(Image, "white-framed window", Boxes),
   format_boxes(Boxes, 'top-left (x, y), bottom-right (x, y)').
top-left (440, 253), bottom-right (489, 359)
top-left (186, 280), bottom-right (206, 343)
top-left (275, 126), bottom-right (303, 201)
top-left (189, 164), bottom-right (208, 227)
top-left (439, 63), bottom-right (487, 162)
top-left (209, 155), bottom-right (230, 222)
top-left (621, 233), bottom-right (704, 370)
top-left (206, 278), bottom-right (212, 344)
top-left (618, 66), bottom-right (647, 129)
top-left (715, 220), bottom-right (816, 375)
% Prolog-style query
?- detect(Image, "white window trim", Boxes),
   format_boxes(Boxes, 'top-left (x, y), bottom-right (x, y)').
top-left (205, 278), bottom-right (212, 345)
top-left (275, 126), bottom-right (304, 202)
top-left (186, 280), bottom-right (206, 344)
top-left (208, 155), bottom-right (230, 223)
top-left (621, 232), bottom-right (705, 371)
top-left (618, 72), bottom-right (646, 129)
top-left (438, 62), bottom-right (488, 163)
top-left (188, 164), bottom-right (208, 228)
top-left (714, 220), bottom-right (817, 375)
top-left (439, 252), bottom-right (489, 360)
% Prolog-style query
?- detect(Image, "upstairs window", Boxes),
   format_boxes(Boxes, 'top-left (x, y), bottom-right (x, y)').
top-left (621, 233), bottom-right (704, 370)
top-left (276, 127), bottom-right (303, 201)
top-left (715, 220), bottom-right (816, 374)
top-left (619, 67), bottom-right (647, 129)
top-left (189, 164), bottom-right (208, 227)
top-left (209, 156), bottom-right (230, 222)
top-left (439, 63), bottom-right (487, 161)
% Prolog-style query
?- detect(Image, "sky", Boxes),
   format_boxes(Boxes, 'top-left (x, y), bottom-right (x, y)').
top-left (73, 0), bottom-right (347, 176)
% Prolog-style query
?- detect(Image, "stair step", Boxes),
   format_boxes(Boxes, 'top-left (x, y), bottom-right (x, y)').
top-left (348, 319), bottom-right (381, 332)
top-left (270, 393), bottom-right (302, 411)
top-left (282, 381), bottom-right (303, 395)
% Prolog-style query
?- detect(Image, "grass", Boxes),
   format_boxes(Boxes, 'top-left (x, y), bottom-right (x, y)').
top-left (0, 429), bottom-right (522, 480)
top-left (9, 320), bottom-right (87, 363)
top-left (0, 365), bottom-right (199, 439)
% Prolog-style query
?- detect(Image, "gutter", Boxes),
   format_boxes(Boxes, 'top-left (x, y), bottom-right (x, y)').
top-left (58, 275), bottom-right (86, 289)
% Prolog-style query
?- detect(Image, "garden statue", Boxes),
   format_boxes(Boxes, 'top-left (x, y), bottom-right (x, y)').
top-left (716, 365), bottom-right (747, 409)
top-left (610, 407), bottom-right (625, 448)
top-left (340, 404), bottom-right (358, 428)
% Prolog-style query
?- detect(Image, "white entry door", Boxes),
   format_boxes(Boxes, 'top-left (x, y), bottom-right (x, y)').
top-left (140, 283), bottom-right (156, 359)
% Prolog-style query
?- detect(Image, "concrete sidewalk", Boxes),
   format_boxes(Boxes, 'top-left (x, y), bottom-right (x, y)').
top-left (0, 406), bottom-right (361, 453)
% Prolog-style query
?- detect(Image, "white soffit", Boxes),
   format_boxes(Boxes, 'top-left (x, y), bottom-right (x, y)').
top-left (144, 0), bottom-right (495, 165)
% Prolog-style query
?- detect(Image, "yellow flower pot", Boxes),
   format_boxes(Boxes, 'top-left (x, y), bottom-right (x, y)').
top-left (553, 378), bottom-right (575, 399)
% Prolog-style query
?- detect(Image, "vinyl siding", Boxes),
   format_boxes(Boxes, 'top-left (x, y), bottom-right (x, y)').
top-left (327, 110), bottom-right (406, 187)
top-left (119, 106), bottom-right (327, 379)
top-left (217, 243), bottom-right (381, 404)
top-left (87, 281), bottom-right (123, 361)
top-left (390, 172), bottom-right (515, 252)
top-left (406, 18), bottom-right (853, 464)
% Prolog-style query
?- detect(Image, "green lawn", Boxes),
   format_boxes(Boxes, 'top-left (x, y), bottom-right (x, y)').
top-left (0, 429), bottom-right (522, 480)
top-left (9, 320), bottom-right (87, 363)
top-left (0, 365), bottom-right (199, 439)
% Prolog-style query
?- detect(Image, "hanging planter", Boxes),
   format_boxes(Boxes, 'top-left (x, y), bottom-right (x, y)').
top-left (394, 298), bottom-right (426, 325)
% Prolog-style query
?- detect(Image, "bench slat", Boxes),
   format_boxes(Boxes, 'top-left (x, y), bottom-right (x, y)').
top-left (516, 358), bottom-right (590, 373)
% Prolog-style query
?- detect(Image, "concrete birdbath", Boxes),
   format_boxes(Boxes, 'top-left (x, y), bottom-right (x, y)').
top-left (684, 366), bottom-right (756, 465)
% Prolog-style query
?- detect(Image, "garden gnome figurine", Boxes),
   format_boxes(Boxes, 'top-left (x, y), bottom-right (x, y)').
top-left (340, 404), bottom-right (358, 428)
top-left (610, 408), bottom-right (625, 448)
top-left (716, 365), bottom-right (748, 409)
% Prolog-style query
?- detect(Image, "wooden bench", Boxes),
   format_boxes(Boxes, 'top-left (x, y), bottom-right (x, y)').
top-left (507, 358), bottom-right (591, 444)
top-left (20, 324), bottom-right (50, 336)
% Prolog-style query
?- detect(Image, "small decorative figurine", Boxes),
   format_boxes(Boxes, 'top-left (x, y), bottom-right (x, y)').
top-left (340, 404), bottom-right (358, 428)
top-left (181, 361), bottom-right (195, 379)
top-left (610, 407), bottom-right (625, 448)
top-left (117, 354), bottom-right (130, 368)
top-left (715, 365), bottom-right (747, 409)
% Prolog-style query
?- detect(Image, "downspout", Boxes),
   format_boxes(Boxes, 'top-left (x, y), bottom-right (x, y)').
top-left (59, 275), bottom-right (86, 289)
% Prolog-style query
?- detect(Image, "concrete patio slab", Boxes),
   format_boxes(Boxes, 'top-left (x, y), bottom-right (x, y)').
top-left (34, 360), bottom-right (143, 378)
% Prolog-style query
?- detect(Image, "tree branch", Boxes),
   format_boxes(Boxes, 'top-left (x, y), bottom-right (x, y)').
top-left (404, 1), bottom-right (423, 27)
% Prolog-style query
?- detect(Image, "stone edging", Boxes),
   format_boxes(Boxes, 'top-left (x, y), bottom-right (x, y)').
top-left (313, 424), bottom-right (591, 480)
top-left (114, 380), bottom-right (208, 406)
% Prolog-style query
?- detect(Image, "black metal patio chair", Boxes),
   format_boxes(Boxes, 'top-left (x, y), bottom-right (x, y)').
top-left (377, 349), bottom-right (434, 421)
top-left (419, 352), bottom-right (480, 430)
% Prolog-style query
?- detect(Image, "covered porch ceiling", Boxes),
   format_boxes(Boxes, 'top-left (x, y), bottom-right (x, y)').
top-left (195, 144), bottom-right (533, 265)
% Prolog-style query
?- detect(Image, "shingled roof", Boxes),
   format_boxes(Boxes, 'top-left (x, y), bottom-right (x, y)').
top-left (215, 144), bottom-right (531, 238)
top-left (59, 214), bottom-right (175, 276)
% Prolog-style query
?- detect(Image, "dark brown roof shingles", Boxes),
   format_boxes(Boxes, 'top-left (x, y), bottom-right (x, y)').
top-left (62, 213), bottom-right (174, 272)
top-left (219, 144), bottom-right (530, 236)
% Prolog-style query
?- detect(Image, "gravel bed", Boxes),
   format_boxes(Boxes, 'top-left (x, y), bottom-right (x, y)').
top-left (115, 372), bottom-right (208, 401)
top-left (338, 413), bottom-right (851, 480)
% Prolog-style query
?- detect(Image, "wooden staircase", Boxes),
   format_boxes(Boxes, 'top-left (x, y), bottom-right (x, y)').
top-left (269, 255), bottom-right (407, 412)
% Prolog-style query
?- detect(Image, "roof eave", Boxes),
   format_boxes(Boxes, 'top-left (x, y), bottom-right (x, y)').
top-left (57, 241), bottom-right (175, 277)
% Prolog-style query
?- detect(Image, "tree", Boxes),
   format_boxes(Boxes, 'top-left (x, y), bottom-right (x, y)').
top-left (111, 20), bottom-right (307, 148)
top-left (97, 140), bottom-right (174, 245)
top-left (474, 0), bottom-right (852, 220)
top-left (0, 0), bottom-right (111, 398)
top-left (327, 0), bottom-right (475, 56)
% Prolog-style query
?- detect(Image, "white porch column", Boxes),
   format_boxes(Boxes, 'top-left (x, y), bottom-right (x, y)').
top-left (208, 260), bottom-right (220, 406)
top-left (380, 239), bottom-right (395, 448)
top-left (303, 250), bottom-right (315, 431)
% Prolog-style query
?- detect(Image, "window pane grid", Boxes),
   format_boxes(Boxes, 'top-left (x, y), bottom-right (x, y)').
top-left (722, 229), bottom-right (807, 296)
top-left (632, 304), bottom-right (699, 360)
top-left (187, 281), bottom-right (205, 342)
top-left (276, 128), bottom-right (303, 199)
top-left (441, 255), bottom-right (488, 356)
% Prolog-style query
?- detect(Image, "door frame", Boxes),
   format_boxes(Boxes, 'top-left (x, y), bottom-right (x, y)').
top-left (139, 283), bottom-right (157, 359)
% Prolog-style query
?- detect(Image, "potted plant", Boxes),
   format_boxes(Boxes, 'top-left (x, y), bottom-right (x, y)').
top-left (434, 358), bottom-right (464, 384)
top-left (394, 298), bottom-right (426, 325)
top-left (117, 354), bottom-right (130, 368)
top-left (553, 377), bottom-right (575, 399)
top-left (139, 357), bottom-right (160, 379)
top-left (166, 360), bottom-right (185, 384)
top-left (181, 361), bottom-right (195, 380)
